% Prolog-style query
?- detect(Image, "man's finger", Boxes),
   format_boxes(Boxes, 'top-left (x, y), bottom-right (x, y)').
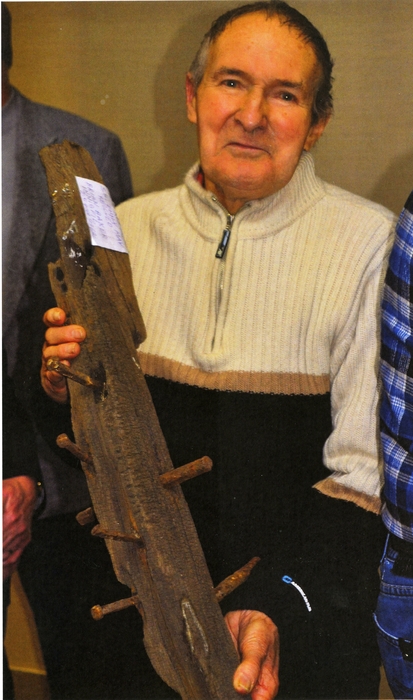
top-left (44, 325), bottom-right (86, 349)
top-left (235, 656), bottom-right (279, 700)
top-left (233, 617), bottom-right (272, 693)
top-left (43, 307), bottom-right (67, 327)
top-left (226, 611), bottom-right (279, 700)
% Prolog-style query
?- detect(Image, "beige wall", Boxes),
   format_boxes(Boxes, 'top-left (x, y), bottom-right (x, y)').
top-left (5, 574), bottom-right (46, 675)
top-left (7, 0), bottom-right (413, 215)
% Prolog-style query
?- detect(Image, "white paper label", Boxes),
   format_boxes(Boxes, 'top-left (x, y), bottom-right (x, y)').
top-left (75, 176), bottom-right (128, 253)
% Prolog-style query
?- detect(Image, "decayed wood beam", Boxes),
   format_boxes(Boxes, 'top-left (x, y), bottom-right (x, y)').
top-left (40, 141), bottom-right (259, 700)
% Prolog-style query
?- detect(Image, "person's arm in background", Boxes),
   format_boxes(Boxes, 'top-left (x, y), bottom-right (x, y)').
top-left (3, 477), bottom-right (37, 580)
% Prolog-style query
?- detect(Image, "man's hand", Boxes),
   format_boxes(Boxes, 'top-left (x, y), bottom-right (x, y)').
top-left (3, 476), bottom-right (37, 580)
top-left (226, 610), bottom-right (279, 699)
top-left (41, 307), bottom-right (86, 403)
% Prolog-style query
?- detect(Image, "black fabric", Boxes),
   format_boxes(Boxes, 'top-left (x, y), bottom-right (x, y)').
top-left (145, 376), bottom-right (385, 699)
top-left (406, 190), bottom-right (413, 215)
top-left (2, 346), bottom-right (42, 482)
top-left (16, 374), bottom-right (385, 699)
top-left (389, 533), bottom-right (413, 554)
top-left (18, 514), bottom-right (179, 700)
top-left (147, 376), bottom-right (332, 582)
top-left (389, 534), bottom-right (413, 577)
top-left (9, 222), bottom-right (79, 470)
top-left (225, 489), bottom-right (385, 698)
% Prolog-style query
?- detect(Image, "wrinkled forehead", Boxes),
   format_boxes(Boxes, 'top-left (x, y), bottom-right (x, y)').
top-left (204, 12), bottom-right (322, 99)
top-left (207, 12), bottom-right (320, 85)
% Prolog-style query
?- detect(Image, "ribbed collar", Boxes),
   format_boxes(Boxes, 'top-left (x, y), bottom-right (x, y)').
top-left (182, 152), bottom-right (326, 241)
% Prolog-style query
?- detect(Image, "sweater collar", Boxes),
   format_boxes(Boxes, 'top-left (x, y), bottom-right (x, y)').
top-left (183, 152), bottom-right (326, 239)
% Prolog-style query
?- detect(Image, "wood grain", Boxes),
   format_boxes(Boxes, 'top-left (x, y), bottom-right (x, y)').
top-left (40, 140), bottom-right (249, 699)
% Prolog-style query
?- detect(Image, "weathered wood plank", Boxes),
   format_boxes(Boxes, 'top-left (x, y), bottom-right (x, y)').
top-left (40, 141), bottom-right (252, 699)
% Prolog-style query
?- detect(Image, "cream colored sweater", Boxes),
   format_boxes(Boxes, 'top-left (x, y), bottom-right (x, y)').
top-left (117, 153), bottom-right (396, 512)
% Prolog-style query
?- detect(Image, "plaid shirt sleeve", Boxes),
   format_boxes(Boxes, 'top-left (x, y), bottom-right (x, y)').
top-left (381, 191), bottom-right (413, 542)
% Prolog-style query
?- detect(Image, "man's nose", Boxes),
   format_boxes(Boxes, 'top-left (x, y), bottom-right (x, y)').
top-left (235, 89), bottom-right (267, 131)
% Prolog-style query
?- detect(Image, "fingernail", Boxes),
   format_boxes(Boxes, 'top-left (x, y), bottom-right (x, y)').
top-left (234, 673), bottom-right (253, 694)
top-left (72, 329), bottom-right (84, 340)
top-left (51, 309), bottom-right (61, 322)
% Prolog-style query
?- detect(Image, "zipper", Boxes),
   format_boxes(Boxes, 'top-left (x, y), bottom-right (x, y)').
top-left (214, 213), bottom-right (234, 324)
top-left (210, 196), bottom-right (249, 347)
top-left (215, 213), bottom-right (234, 259)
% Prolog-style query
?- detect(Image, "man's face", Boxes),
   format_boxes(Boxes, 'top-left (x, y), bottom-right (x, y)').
top-left (186, 13), bottom-right (328, 213)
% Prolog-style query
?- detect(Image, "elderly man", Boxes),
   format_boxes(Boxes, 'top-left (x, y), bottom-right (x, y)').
top-left (42, 2), bottom-right (396, 698)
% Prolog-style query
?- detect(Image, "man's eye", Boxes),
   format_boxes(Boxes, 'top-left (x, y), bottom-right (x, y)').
top-left (222, 79), bottom-right (239, 88)
top-left (280, 92), bottom-right (296, 102)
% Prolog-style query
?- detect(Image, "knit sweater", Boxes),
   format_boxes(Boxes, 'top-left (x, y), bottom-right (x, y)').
top-left (117, 153), bottom-right (395, 516)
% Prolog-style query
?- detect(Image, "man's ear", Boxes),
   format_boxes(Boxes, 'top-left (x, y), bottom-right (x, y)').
top-left (303, 115), bottom-right (331, 151)
top-left (185, 73), bottom-right (198, 124)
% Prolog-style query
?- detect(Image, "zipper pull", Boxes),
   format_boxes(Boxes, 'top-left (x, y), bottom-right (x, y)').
top-left (215, 228), bottom-right (230, 259)
top-left (215, 215), bottom-right (234, 259)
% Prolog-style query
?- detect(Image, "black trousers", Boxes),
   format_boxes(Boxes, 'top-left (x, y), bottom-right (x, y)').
top-left (224, 490), bottom-right (387, 699)
top-left (18, 514), bottom-right (178, 700)
top-left (18, 496), bottom-right (385, 700)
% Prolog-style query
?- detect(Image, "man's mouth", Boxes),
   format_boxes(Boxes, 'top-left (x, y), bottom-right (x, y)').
top-left (226, 141), bottom-right (270, 155)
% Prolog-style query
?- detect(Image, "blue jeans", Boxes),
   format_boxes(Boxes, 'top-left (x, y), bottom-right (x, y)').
top-left (374, 536), bottom-right (413, 699)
